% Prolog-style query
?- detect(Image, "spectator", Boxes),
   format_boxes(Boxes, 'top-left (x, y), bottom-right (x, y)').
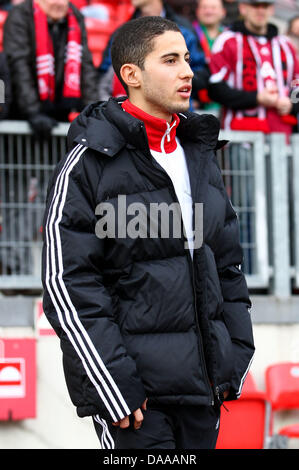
top-left (98, 0), bottom-right (206, 101)
top-left (287, 15), bottom-right (299, 55)
top-left (192, 0), bottom-right (226, 112)
top-left (0, 52), bottom-right (11, 118)
top-left (194, 0), bottom-right (226, 55)
top-left (208, 0), bottom-right (299, 138)
top-left (164, 0), bottom-right (197, 23)
top-left (4, 0), bottom-right (98, 139)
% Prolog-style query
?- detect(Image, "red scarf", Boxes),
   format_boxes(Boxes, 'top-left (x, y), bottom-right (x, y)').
top-left (33, 0), bottom-right (82, 102)
top-left (121, 99), bottom-right (180, 153)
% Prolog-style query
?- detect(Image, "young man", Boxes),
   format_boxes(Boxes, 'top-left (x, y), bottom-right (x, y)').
top-left (42, 16), bottom-right (255, 449)
top-left (208, 0), bottom-right (299, 136)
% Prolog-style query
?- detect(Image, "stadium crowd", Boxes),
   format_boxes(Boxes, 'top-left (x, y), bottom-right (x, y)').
top-left (0, 0), bottom-right (299, 139)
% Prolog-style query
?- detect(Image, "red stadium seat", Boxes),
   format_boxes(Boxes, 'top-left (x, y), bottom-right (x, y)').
top-left (84, 1), bottom-right (134, 67)
top-left (265, 362), bottom-right (299, 445)
top-left (85, 18), bottom-right (118, 67)
top-left (0, 10), bottom-right (8, 52)
top-left (216, 372), bottom-right (271, 449)
top-left (115, 1), bottom-right (135, 23)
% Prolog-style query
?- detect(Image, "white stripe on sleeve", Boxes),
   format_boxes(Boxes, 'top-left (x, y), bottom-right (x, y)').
top-left (45, 143), bottom-right (131, 422)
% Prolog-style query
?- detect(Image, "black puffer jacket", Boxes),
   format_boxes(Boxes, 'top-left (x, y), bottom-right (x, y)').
top-left (3, 0), bottom-right (97, 120)
top-left (42, 97), bottom-right (255, 423)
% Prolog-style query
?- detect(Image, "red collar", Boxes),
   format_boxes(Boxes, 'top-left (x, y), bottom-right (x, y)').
top-left (121, 99), bottom-right (180, 153)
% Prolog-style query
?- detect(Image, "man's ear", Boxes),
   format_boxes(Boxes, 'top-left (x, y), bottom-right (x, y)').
top-left (120, 64), bottom-right (141, 90)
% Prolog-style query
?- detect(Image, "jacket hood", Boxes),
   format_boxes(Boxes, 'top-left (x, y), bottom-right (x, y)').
top-left (67, 97), bottom-right (226, 156)
top-left (231, 20), bottom-right (278, 39)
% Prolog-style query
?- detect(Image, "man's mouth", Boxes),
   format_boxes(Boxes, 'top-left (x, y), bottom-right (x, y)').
top-left (177, 85), bottom-right (192, 98)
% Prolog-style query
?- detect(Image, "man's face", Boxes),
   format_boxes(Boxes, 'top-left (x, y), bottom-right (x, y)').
top-left (239, 3), bottom-right (274, 31)
top-left (37, 0), bottom-right (69, 20)
top-left (137, 31), bottom-right (194, 120)
top-left (290, 18), bottom-right (299, 37)
top-left (196, 0), bottom-right (226, 27)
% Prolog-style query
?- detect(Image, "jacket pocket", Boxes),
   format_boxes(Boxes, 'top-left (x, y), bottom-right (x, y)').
top-left (209, 318), bottom-right (234, 386)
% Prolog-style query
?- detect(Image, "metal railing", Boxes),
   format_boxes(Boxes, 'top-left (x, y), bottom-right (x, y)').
top-left (218, 131), bottom-right (269, 290)
top-left (0, 120), bottom-right (298, 297)
top-left (0, 121), bottom-right (69, 290)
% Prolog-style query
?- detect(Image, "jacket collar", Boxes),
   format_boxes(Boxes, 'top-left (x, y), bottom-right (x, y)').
top-left (231, 20), bottom-right (278, 40)
top-left (68, 97), bottom-right (226, 157)
top-left (121, 99), bottom-right (180, 154)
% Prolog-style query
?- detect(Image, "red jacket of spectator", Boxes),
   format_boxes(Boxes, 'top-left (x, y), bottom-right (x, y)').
top-left (208, 21), bottom-right (299, 135)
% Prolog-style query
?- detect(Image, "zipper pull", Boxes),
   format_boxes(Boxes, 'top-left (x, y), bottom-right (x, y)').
top-left (166, 120), bottom-right (176, 143)
top-left (215, 386), bottom-right (229, 412)
top-left (166, 123), bottom-right (171, 142)
top-left (222, 401), bottom-right (229, 412)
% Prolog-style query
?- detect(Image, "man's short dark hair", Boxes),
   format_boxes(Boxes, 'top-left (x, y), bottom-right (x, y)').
top-left (111, 16), bottom-right (182, 94)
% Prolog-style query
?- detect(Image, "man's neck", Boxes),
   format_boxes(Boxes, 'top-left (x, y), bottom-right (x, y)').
top-left (121, 99), bottom-right (180, 154)
top-left (129, 95), bottom-right (172, 123)
top-left (202, 23), bottom-right (222, 39)
top-left (244, 20), bottom-right (268, 36)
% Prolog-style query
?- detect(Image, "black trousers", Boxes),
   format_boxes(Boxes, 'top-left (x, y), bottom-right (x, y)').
top-left (92, 404), bottom-right (220, 450)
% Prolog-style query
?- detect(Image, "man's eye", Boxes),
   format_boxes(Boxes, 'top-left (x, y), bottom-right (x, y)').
top-left (185, 57), bottom-right (191, 64)
top-left (166, 58), bottom-right (176, 64)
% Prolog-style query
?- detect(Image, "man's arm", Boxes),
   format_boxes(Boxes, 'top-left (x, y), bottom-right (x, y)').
top-left (3, 4), bottom-right (41, 117)
top-left (42, 144), bottom-right (147, 423)
top-left (208, 80), bottom-right (258, 110)
top-left (212, 154), bottom-right (255, 400)
top-left (285, 38), bottom-right (299, 116)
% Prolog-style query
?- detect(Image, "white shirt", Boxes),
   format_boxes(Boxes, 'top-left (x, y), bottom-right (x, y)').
top-left (150, 138), bottom-right (194, 257)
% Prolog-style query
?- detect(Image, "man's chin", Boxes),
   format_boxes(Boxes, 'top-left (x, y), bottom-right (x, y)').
top-left (168, 101), bottom-right (191, 115)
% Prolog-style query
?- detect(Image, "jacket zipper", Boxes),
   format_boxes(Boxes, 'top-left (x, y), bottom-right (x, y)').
top-left (168, 180), bottom-right (214, 405)
top-left (138, 127), bottom-right (215, 405)
top-left (188, 249), bottom-right (215, 406)
top-left (160, 120), bottom-right (177, 154)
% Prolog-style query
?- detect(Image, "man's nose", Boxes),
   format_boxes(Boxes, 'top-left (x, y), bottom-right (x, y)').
top-left (179, 61), bottom-right (194, 80)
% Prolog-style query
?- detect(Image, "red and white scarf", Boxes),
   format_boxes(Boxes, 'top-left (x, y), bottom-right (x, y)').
top-left (33, 0), bottom-right (82, 102)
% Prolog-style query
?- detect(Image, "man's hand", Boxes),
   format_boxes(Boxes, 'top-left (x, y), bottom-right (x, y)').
top-left (112, 398), bottom-right (148, 430)
top-left (223, 390), bottom-right (229, 400)
top-left (276, 96), bottom-right (293, 115)
top-left (257, 88), bottom-right (279, 108)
